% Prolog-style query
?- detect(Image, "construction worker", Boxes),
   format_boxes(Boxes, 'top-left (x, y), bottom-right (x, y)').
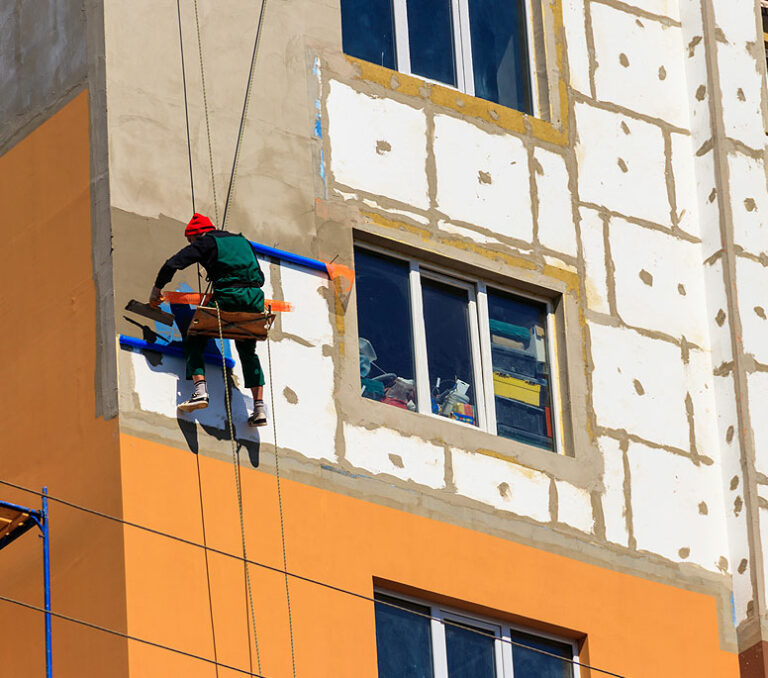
top-left (150, 213), bottom-right (267, 426)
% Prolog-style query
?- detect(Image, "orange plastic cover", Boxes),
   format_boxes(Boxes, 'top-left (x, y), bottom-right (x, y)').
top-left (325, 262), bottom-right (355, 293)
top-left (162, 291), bottom-right (293, 312)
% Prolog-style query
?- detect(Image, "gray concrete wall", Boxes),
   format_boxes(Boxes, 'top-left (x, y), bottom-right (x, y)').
top-left (0, 0), bottom-right (88, 153)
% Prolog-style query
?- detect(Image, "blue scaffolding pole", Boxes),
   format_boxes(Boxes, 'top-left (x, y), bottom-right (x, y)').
top-left (0, 488), bottom-right (52, 678)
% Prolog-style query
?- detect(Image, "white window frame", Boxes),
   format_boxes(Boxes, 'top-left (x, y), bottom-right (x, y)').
top-left (374, 589), bottom-right (581, 678)
top-left (358, 243), bottom-right (564, 453)
top-left (387, 0), bottom-right (540, 116)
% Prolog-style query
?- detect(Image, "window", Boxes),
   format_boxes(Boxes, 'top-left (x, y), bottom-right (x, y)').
top-left (340, 0), bottom-right (535, 114)
top-left (374, 591), bottom-right (579, 677)
top-left (355, 246), bottom-right (560, 452)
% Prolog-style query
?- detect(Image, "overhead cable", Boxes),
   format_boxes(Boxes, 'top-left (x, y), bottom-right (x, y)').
top-left (0, 478), bottom-right (625, 677)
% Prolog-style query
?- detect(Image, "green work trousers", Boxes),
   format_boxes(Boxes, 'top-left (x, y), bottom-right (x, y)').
top-left (184, 287), bottom-right (265, 388)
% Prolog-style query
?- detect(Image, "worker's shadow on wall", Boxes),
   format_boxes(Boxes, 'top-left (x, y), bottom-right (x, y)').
top-left (176, 370), bottom-right (261, 468)
top-left (168, 306), bottom-right (260, 467)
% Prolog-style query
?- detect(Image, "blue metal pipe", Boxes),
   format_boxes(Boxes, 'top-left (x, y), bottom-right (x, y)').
top-left (0, 499), bottom-right (39, 516)
top-left (249, 240), bottom-right (328, 274)
top-left (42, 487), bottom-right (52, 678)
top-left (119, 335), bottom-right (236, 369)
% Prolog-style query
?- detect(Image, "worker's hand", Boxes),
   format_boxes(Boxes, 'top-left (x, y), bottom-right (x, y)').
top-left (149, 286), bottom-right (163, 307)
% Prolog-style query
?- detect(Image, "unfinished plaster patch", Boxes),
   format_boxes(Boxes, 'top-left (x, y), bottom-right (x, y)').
top-left (575, 103), bottom-right (669, 224)
top-left (590, 3), bottom-right (688, 128)
top-left (695, 85), bottom-right (706, 100)
top-left (375, 140), bottom-right (392, 155)
top-left (677, 284), bottom-right (686, 296)
top-left (617, 158), bottom-right (628, 173)
top-left (327, 80), bottom-right (429, 209)
top-left (639, 269), bottom-right (653, 286)
top-left (344, 424), bottom-right (445, 488)
top-left (620, 121), bottom-right (630, 135)
top-left (678, 547), bottom-right (690, 559)
top-left (633, 379), bottom-right (645, 395)
top-left (715, 309), bottom-right (726, 327)
top-left (738, 559), bottom-right (748, 574)
top-left (687, 35), bottom-right (702, 57)
top-left (744, 197), bottom-right (757, 212)
top-left (283, 386), bottom-right (298, 404)
top-left (755, 306), bottom-right (766, 320)
top-left (726, 426), bottom-right (735, 443)
top-left (434, 114), bottom-right (532, 240)
top-left (699, 502), bottom-right (708, 515)
top-left (478, 170), bottom-right (492, 184)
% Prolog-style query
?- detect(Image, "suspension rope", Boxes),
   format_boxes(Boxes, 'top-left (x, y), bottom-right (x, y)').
top-left (221, 0), bottom-right (270, 229)
top-left (176, 5), bottom-right (218, 671)
top-left (193, 0), bottom-right (220, 225)
top-left (266, 331), bottom-right (297, 677)
top-left (215, 301), bottom-right (263, 675)
top-left (0, 477), bottom-right (625, 677)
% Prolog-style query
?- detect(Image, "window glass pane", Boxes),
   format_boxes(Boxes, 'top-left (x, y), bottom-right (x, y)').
top-left (406, 0), bottom-right (457, 86)
top-left (340, 0), bottom-right (397, 70)
top-left (445, 620), bottom-right (496, 677)
top-left (510, 630), bottom-right (574, 678)
top-left (355, 249), bottom-right (418, 410)
top-left (468, 0), bottom-right (533, 113)
top-left (374, 594), bottom-right (434, 678)
top-left (421, 278), bottom-right (477, 426)
top-left (488, 290), bottom-right (554, 450)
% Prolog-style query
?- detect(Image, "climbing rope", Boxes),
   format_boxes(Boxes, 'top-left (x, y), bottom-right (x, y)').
top-left (193, 0), bottom-right (220, 225)
top-left (176, 3), bottom-right (218, 673)
top-left (215, 301), bottom-right (263, 674)
top-left (266, 329), bottom-right (297, 677)
top-left (221, 0), bottom-right (270, 230)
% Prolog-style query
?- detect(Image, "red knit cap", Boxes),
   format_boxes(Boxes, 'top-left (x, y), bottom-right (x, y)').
top-left (185, 213), bottom-right (215, 238)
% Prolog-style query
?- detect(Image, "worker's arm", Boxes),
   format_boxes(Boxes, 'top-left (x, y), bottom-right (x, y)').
top-left (149, 236), bottom-right (218, 305)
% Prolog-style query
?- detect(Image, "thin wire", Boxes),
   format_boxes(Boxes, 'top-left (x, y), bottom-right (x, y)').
top-left (176, 0), bottom-right (195, 214)
top-left (0, 478), bottom-right (624, 678)
top-left (0, 593), bottom-right (265, 677)
top-left (215, 301), bottom-right (262, 674)
top-left (266, 330), bottom-right (297, 677)
top-left (193, 0), bottom-right (220, 224)
top-left (221, 0), bottom-right (270, 229)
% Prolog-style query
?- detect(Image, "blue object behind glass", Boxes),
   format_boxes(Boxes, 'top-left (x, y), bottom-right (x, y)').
top-left (445, 621), bottom-right (496, 677)
top-left (374, 595), bottom-right (434, 677)
top-left (407, 0), bottom-right (457, 86)
top-left (340, 0), bottom-right (397, 69)
top-left (469, 0), bottom-right (533, 113)
top-left (511, 630), bottom-right (573, 678)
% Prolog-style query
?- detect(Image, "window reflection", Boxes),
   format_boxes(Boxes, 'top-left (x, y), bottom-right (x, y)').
top-left (421, 278), bottom-right (477, 426)
top-left (510, 630), bottom-right (574, 678)
top-left (340, 0), bottom-right (397, 69)
top-left (468, 0), bottom-right (533, 113)
top-left (407, 0), bottom-right (457, 87)
top-left (375, 594), bottom-right (435, 677)
top-left (355, 249), bottom-right (417, 411)
top-left (445, 621), bottom-right (497, 677)
top-left (488, 290), bottom-right (553, 450)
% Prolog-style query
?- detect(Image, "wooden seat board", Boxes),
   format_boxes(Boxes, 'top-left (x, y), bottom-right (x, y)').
top-left (187, 306), bottom-right (275, 341)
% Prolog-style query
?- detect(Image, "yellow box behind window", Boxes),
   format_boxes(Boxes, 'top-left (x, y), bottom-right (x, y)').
top-left (493, 373), bottom-right (541, 406)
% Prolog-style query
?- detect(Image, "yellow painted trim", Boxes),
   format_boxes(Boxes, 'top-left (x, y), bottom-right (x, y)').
top-left (345, 0), bottom-right (569, 148)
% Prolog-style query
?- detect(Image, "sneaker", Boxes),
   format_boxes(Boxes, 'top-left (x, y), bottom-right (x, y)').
top-left (178, 392), bottom-right (209, 412)
top-left (248, 403), bottom-right (267, 427)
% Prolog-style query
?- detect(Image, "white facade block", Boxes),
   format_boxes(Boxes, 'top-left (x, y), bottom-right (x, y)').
top-left (534, 147), bottom-right (578, 256)
top-left (279, 263), bottom-right (333, 346)
top-left (327, 81), bottom-right (429, 208)
top-left (684, 347), bottom-right (719, 459)
top-left (737, 257), bottom-right (768, 366)
top-left (589, 323), bottom-right (690, 450)
top-left (451, 449), bottom-right (551, 522)
top-left (610, 218), bottom-right (708, 345)
top-left (344, 425), bottom-right (445, 489)
top-left (749, 372), bottom-right (768, 478)
top-left (628, 442), bottom-right (727, 570)
top-left (599, 436), bottom-right (630, 545)
top-left (575, 102), bottom-right (669, 225)
top-left (434, 114), bottom-right (532, 241)
top-left (556, 480), bottom-right (594, 533)
top-left (562, 0), bottom-right (592, 95)
top-left (692, 150), bottom-right (721, 262)
top-left (703, 259), bottom-right (733, 369)
top-left (579, 206), bottom-right (610, 313)
top-left (670, 132), bottom-right (700, 238)
top-left (717, 42), bottom-right (765, 151)
top-left (728, 152), bottom-right (768, 258)
top-left (591, 4), bottom-right (688, 129)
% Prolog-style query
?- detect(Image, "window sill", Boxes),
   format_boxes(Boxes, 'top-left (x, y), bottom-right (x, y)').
top-left (345, 55), bottom-right (569, 147)
top-left (345, 390), bottom-right (600, 487)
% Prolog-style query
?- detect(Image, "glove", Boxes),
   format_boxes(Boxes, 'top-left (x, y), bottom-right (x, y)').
top-left (149, 286), bottom-right (163, 307)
